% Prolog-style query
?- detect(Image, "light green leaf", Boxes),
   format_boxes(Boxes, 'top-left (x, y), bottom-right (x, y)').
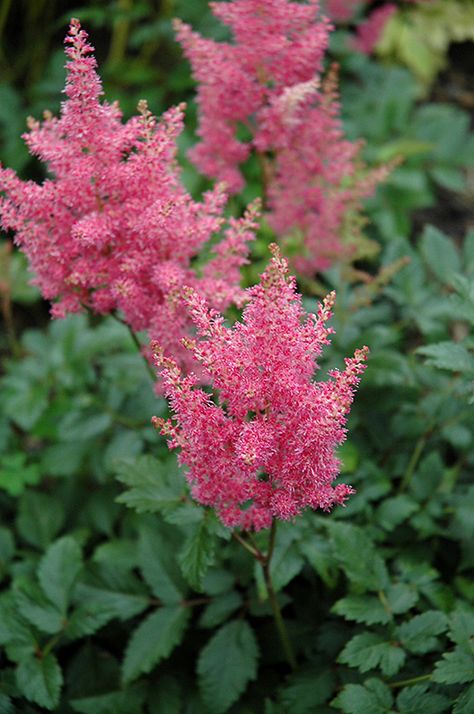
top-left (16, 653), bottom-right (63, 711)
top-left (38, 537), bottom-right (82, 613)
top-left (71, 684), bottom-right (147, 714)
top-left (416, 342), bottom-right (474, 373)
top-left (122, 606), bottom-right (190, 684)
top-left (376, 495), bottom-right (418, 532)
top-left (198, 620), bottom-right (259, 714)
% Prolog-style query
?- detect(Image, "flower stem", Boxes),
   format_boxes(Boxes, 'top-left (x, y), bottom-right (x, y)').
top-left (389, 673), bottom-right (431, 689)
top-left (261, 520), bottom-right (297, 671)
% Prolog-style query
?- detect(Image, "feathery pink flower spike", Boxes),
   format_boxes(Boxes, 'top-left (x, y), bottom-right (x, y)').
top-left (176, 0), bottom-right (387, 275)
top-left (154, 244), bottom-right (368, 531)
top-left (0, 19), bottom-right (257, 377)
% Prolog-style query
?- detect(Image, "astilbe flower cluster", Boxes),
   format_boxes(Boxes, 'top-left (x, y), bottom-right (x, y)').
top-left (326, 0), bottom-right (422, 54)
top-left (154, 245), bottom-right (368, 531)
top-left (0, 19), bottom-right (257, 374)
top-left (175, 0), bottom-right (386, 275)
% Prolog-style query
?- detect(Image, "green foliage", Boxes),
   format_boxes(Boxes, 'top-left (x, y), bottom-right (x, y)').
top-left (377, 0), bottom-right (474, 86)
top-left (197, 620), bottom-right (259, 713)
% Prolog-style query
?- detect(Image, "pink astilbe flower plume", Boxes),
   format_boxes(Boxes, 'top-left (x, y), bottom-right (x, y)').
top-left (0, 19), bottom-right (258, 376)
top-left (154, 245), bottom-right (368, 531)
top-left (175, 0), bottom-right (387, 275)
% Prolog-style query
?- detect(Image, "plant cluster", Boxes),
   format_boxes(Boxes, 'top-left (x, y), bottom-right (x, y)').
top-left (0, 1), bottom-right (473, 712)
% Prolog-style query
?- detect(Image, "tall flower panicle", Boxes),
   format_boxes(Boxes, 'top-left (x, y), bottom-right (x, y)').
top-left (154, 245), bottom-right (368, 531)
top-left (175, 0), bottom-right (386, 274)
top-left (0, 19), bottom-right (257, 374)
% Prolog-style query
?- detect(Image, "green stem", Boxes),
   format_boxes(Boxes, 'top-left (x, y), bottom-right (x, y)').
top-left (261, 521), bottom-right (297, 671)
top-left (399, 434), bottom-right (427, 492)
top-left (232, 531), bottom-right (263, 560)
top-left (106, 0), bottom-right (132, 69)
top-left (389, 673), bottom-right (431, 689)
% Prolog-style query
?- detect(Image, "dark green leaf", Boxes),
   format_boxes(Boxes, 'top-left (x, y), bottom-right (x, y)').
top-left (199, 591), bottom-right (242, 628)
top-left (339, 632), bottom-right (405, 676)
top-left (198, 620), bottom-right (259, 714)
top-left (396, 684), bottom-right (449, 714)
top-left (396, 611), bottom-right (448, 654)
top-left (332, 678), bottom-right (394, 714)
top-left (432, 648), bottom-right (474, 684)
top-left (16, 653), bottom-right (63, 711)
top-left (138, 527), bottom-right (185, 604)
top-left (327, 523), bottom-right (388, 592)
top-left (332, 595), bottom-right (391, 625)
top-left (420, 225), bottom-right (461, 283)
top-left (16, 492), bottom-right (64, 549)
top-left (38, 536), bottom-right (82, 612)
top-left (122, 606), bottom-right (190, 684)
top-left (179, 517), bottom-right (217, 591)
top-left (279, 669), bottom-right (335, 713)
top-left (115, 456), bottom-right (185, 514)
top-left (454, 683), bottom-right (474, 714)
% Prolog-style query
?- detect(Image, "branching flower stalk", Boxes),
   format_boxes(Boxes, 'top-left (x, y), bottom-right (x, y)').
top-left (234, 520), bottom-right (298, 671)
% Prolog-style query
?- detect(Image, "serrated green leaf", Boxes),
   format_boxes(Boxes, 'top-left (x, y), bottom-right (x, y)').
top-left (199, 591), bottom-right (242, 628)
top-left (420, 226), bottom-right (461, 283)
top-left (396, 684), bottom-right (449, 714)
top-left (179, 517), bottom-right (217, 592)
top-left (16, 491), bottom-right (64, 549)
top-left (38, 536), bottom-right (82, 613)
top-left (448, 608), bottom-right (474, 649)
top-left (14, 580), bottom-right (64, 635)
top-left (432, 647), bottom-right (474, 684)
top-left (454, 683), bottom-right (474, 714)
top-left (385, 583), bottom-right (418, 614)
top-left (279, 669), bottom-right (335, 713)
top-left (73, 582), bottom-right (149, 624)
top-left (198, 620), bottom-right (259, 714)
top-left (0, 593), bottom-right (38, 663)
top-left (332, 678), bottom-right (394, 714)
top-left (71, 684), bottom-right (147, 714)
top-left (16, 653), bottom-right (63, 710)
top-left (396, 610), bottom-right (448, 654)
top-left (122, 606), bottom-right (190, 684)
top-left (416, 342), bottom-right (474, 373)
top-left (267, 526), bottom-right (304, 592)
top-left (339, 633), bottom-right (405, 676)
top-left (332, 595), bottom-right (391, 625)
top-left (376, 495), bottom-right (418, 531)
top-left (327, 523), bottom-right (388, 592)
top-left (115, 456), bottom-right (185, 514)
top-left (138, 527), bottom-right (185, 604)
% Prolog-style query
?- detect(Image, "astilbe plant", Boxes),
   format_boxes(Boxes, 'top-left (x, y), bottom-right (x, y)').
top-left (175, 0), bottom-right (386, 274)
top-left (154, 245), bottom-right (368, 532)
top-left (0, 19), bottom-right (258, 375)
